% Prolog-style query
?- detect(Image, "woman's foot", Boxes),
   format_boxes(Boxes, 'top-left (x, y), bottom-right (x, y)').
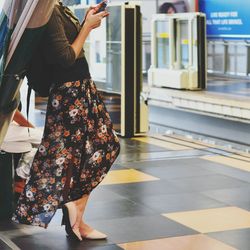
top-left (62, 202), bottom-right (82, 241)
top-left (79, 221), bottom-right (107, 240)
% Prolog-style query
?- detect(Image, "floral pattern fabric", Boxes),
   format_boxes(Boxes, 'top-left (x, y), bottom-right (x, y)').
top-left (12, 79), bottom-right (120, 228)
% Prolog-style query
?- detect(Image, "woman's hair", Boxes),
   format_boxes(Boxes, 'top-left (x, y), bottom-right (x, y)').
top-left (159, 2), bottom-right (177, 14)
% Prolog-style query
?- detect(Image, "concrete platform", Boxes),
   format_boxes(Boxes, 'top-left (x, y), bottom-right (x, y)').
top-left (145, 76), bottom-right (250, 146)
top-left (146, 76), bottom-right (250, 123)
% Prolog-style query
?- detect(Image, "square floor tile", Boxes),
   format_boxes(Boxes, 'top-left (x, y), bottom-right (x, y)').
top-left (124, 157), bottom-right (214, 170)
top-left (137, 164), bottom-right (215, 180)
top-left (84, 198), bottom-right (156, 221)
top-left (88, 215), bottom-right (197, 244)
top-left (130, 193), bottom-right (226, 213)
top-left (202, 187), bottom-right (250, 211)
top-left (201, 155), bottom-right (250, 172)
top-left (200, 161), bottom-right (250, 184)
top-left (100, 169), bottom-right (159, 185)
top-left (118, 234), bottom-right (237, 250)
top-left (208, 228), bottom-right (250, 250)
top-left (168, 174), bottom-right (249, 192)
top-left (88, 187), bottom-right (126, 203)
top-left (163, 207), bottom-right (250, 233)
top-left (101, 180), bottom-right (183, 198)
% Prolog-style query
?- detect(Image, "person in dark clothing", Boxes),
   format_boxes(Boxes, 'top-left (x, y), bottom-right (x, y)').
top-left (12, 0), bottom-right (120, 241)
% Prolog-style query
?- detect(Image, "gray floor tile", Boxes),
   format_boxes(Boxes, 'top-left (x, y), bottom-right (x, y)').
top-left (201, 163), bottom-right (250, 184)
top-left (208, 228), bottom-right (250, 250)
top-left (137, 164), bottom-right (215, 180)
top-left (84, 198), bottom-right (157, 221)
top-left (124, 157), bottom-right (216, 169)
top-left (88, 215), bottom-right (198, 244)
top-left (88, 187), bottom-right (126, 203)
top-left (168, 174), bottom-right (250, 192)
top-left (202, 187), bottom-right (250, 210)
top-left (102, 180), bottom-right (184, 198)
top-left (128, 192), bottom-right (226, 213)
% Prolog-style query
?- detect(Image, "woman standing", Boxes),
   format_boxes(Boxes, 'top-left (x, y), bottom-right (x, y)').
top-left (12, 0), bottom-right (120, 241)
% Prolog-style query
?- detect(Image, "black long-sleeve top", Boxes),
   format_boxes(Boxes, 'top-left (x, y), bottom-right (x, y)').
top-left (43, 3), bottom-right (91, 84)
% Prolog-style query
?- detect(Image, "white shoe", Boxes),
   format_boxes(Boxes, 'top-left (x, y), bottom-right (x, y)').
top-left (82, 229), bottom-right (107, 240)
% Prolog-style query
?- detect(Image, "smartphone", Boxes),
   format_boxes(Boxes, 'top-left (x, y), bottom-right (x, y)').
top-left (97, 1), bottom-right (108, 13)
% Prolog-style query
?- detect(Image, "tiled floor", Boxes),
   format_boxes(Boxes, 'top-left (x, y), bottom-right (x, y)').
top-left (0, 132), bottom-right (250, 250)
top-left (2, 87), bottom-right (250, 249)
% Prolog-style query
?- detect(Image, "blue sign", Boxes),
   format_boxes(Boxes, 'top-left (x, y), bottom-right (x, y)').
top-left (199, 0), bottom-right (250, 39)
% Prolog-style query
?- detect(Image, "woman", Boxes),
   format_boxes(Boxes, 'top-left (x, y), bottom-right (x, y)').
top-left (12, 0), bottom-right (120, 241)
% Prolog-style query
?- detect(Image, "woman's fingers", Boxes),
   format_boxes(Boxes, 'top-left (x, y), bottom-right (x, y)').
top-left (102, 11), bottom-right (109, 18)
top-left (95, 10), bottom-right (109, 18)
top-left (84, 8), bottom-right (108, 30)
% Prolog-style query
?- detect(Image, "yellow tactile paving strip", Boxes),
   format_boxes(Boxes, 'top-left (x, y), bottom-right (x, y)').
top-left (100, 169), bottom-right (159, 185)
top-left (201, 155), bottom-right (250, 172)
top-left (132, 137), bottom-right (190, 151)
top-left (163, 207), bottom-right (250, 233)
top-left (118, 234), bottom-right (237, 250)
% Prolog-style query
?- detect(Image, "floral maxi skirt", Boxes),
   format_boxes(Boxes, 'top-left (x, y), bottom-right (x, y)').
top-left (12, 79), bottom-right (120, 228)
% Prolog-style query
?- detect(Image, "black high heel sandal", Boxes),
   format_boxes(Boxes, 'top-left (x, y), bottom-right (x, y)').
top-left (62, 204), bottom-right (82, 241)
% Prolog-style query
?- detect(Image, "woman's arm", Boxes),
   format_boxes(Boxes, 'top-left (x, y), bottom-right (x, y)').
top-left (71, 8), bottom-right (108, 59)
top-left (44, 4), bottom-right (108, 68)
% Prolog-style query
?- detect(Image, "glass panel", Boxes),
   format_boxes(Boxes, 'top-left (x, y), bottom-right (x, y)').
top-left (105, 6), bottom-right (122, 93)
top-left (155, 20), bottom-right (169, 68)
top-left (179, 19), bottom-right (189, 69)
top-left (213, 44), bottom-right (225, 73)
top-left (102, 6), bottom-right (121, 133)
top-left (88, 19), bottom-right (107, 82)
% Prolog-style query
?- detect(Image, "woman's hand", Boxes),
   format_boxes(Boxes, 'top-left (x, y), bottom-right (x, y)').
top-left (84, 9), bottom-right (109, 30)
top-left (71, 2), bottom-right (109, 59)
